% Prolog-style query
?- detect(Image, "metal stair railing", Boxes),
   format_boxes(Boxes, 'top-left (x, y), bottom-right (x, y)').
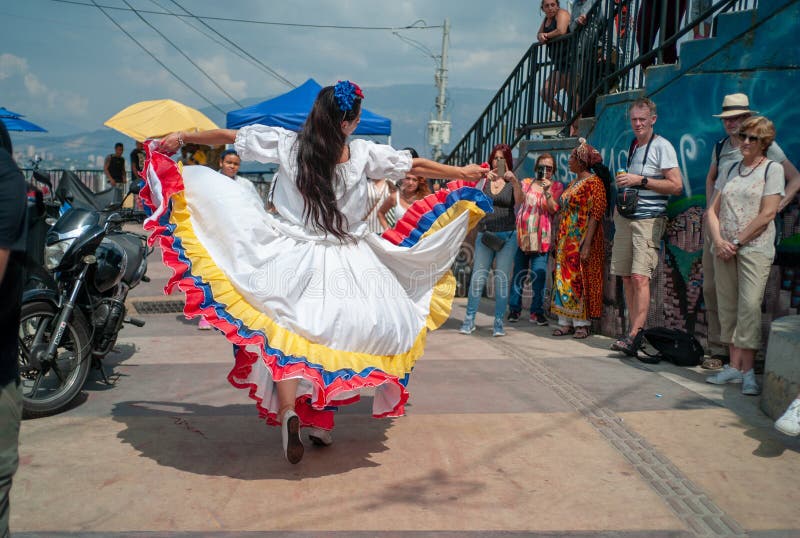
top-left (444, 0), bottom-right (757, 166)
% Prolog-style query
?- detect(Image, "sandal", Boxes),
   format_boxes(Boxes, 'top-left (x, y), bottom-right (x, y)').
top-left (610, 335), bottom-right (639, 356)
top-left (701, 357), bottom-right (724, 370)
top-left (552, 325), bottom-right (575, 336)
top-left (573, 326), bottom-right (590, 339)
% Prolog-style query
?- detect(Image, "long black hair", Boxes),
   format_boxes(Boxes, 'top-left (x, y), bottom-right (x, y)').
top-left (0, 121), bottom-right (12, 154)
top-left (589, 162), bottom-right (613, 215)
top-left (295, 86), bottom-right (361, 241)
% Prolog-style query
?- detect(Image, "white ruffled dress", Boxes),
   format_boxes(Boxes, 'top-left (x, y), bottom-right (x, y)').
top-left (142, 125), bottom-right (491, 429)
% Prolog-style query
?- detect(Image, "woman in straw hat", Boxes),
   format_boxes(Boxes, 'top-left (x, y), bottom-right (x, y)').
top-left (705, 116), bottom-right (784, 396)
top-left (700, 93), bottom-right (800, 370)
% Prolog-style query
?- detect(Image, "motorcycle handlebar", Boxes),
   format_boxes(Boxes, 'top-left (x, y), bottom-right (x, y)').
top-left (101, 208), bottom-right (147, 229)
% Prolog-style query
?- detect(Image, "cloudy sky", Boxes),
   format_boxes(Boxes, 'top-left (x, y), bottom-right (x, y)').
top-left (1, 0), bottom-right (547, 136)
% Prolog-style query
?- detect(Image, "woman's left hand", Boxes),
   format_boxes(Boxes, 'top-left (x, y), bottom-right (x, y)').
top-left (579, 237), bottom-right (590, 263)
top-left (715, 240), bottom-right (738, 260)
top-left (503, 171), bottom-right (518, 183)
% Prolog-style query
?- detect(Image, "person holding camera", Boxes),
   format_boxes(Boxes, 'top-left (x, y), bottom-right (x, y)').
top-left (551, 139), bottom-right (611, 338)
top-left (508, 153), bottom-right (563, 325)
top-left (459, 144), bottom-right (523, 337)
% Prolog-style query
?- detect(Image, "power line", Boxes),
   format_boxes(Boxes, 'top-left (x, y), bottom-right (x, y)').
top-left (146, 0), bottom-right (260, 72)
top-left (48, 0), bottom-right (442, 30)
top-left (169, 0), bottom-right (295, 88)
top-left (120, 0), bottom-right (243, 107)
top-left (392, 31), bottom-right (439, 63)
top-left (88, 0), bottom-right (226, 114)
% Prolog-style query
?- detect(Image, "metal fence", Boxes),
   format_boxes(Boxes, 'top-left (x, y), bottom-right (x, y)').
top-left (22, 167), bottom-right (276, 204)
top-left (22, 168), bottom-right (106, 193)
top-left (445, 0), bottom-right (758, 166)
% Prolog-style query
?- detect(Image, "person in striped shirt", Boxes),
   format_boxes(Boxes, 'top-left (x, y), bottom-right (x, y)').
top-left (610, 97), bottom-right (683, 355)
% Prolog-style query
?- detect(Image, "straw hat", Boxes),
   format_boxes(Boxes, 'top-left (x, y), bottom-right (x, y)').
top-left (712, 93), bottom-right (758, 118)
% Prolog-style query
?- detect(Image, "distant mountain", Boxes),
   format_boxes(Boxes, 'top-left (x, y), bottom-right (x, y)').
top-left (12, 128), bottom-right (138, 170)
top-left (15, 84), bottom-right (496, 169)
top-left (357, 84), bottom-right (495, 157)
top-left (201, 84), bottom-right (496, 159)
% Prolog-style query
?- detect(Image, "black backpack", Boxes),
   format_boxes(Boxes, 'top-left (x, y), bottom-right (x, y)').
top-left (633, 327), bottom-right (704, 367)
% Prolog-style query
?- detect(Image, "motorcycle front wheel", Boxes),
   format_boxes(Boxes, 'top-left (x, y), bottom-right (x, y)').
top-left (17, 301), bottom-right (92, 418)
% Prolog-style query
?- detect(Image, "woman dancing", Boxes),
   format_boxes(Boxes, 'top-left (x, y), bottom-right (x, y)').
top-left (145, 81), bottom-right (490, 464)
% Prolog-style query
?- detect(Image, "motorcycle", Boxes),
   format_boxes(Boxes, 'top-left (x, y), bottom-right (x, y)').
top-left (17, 183), bottom-right (150, 417)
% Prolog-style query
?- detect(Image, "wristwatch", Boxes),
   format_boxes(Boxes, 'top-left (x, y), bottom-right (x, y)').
top-left (640, 176), bottom-right (649, 188)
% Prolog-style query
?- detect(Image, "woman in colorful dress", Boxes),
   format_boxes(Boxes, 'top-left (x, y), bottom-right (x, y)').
top-left (145, 81), bottom-right (490, 464)
top-left (508, 152), bottom-right (563, 325)
top-left (551, 139), bottom-right (611, 338)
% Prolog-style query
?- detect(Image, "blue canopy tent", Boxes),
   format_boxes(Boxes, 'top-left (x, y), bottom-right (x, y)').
top-left (226, 79), bottom-right (391, 136)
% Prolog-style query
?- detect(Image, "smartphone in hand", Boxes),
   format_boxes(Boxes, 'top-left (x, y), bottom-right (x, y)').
top-left (496, 157), bottom-right (507, 177)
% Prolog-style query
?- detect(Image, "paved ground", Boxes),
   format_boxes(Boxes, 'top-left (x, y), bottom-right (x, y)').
top-left (11, 256), bottom-right (800, 538)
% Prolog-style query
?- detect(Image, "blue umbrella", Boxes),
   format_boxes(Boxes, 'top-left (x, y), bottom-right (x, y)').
top-left (1, 116), bottom-right (47, 132)
top-left (0, 107), bottom-right (47, 132)
top-left (0, 107), bottom-right (26, 118)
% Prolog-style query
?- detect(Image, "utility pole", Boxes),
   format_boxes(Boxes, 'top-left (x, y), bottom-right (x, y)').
top-left (427, 18), bottom-right (451, 162)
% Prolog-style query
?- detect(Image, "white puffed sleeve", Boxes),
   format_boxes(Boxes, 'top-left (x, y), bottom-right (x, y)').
top-left (359, 140), bottom-right (413, 181)
top-left (234, 125), bottom-right (295, 164)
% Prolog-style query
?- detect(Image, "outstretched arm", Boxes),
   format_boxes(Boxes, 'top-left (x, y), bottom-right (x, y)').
top-left (409, 158), bottom-right (487, 182)
top-left (159, 129), bottom-right (238, 153)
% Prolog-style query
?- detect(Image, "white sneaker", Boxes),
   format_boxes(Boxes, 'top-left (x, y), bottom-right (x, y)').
top-left (308, 427), bottom-right (334, 446)
top-left (705, 365), bottom-right (743, 385)
top-left (281, 410), bottom-right (304, 464)
top-left (741, 369), bottom-right (760, 396)
top-left (775, 399), bottom-right (800, 436)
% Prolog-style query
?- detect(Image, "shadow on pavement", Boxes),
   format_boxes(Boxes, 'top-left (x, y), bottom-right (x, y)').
top-left (82, 342), bottom-right (138, 391)
top-left (613, 355), bottom-right (800, 456)
top-left (22, 342), bottom-right (139, 420)
top-left (111, 398), bottom-right (393, 479)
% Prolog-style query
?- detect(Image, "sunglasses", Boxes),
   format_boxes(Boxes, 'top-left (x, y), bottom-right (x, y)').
top-left (737, 132), bottom-right (761, 143)
top-left (536, 165), bottom-right (554, 172)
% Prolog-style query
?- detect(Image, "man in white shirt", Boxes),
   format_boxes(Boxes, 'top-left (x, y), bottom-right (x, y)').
top-left (610, 98), bottom-right (683, 355)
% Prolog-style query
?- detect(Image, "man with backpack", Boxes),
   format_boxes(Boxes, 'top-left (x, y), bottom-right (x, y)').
top-left (700, 94), bottom-right (800, 370)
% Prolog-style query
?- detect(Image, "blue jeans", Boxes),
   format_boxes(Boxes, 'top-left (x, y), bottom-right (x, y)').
top-left (509, 249), bottom-right (549, 316)
top-left (466, 230), bottom-right (517, 320)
